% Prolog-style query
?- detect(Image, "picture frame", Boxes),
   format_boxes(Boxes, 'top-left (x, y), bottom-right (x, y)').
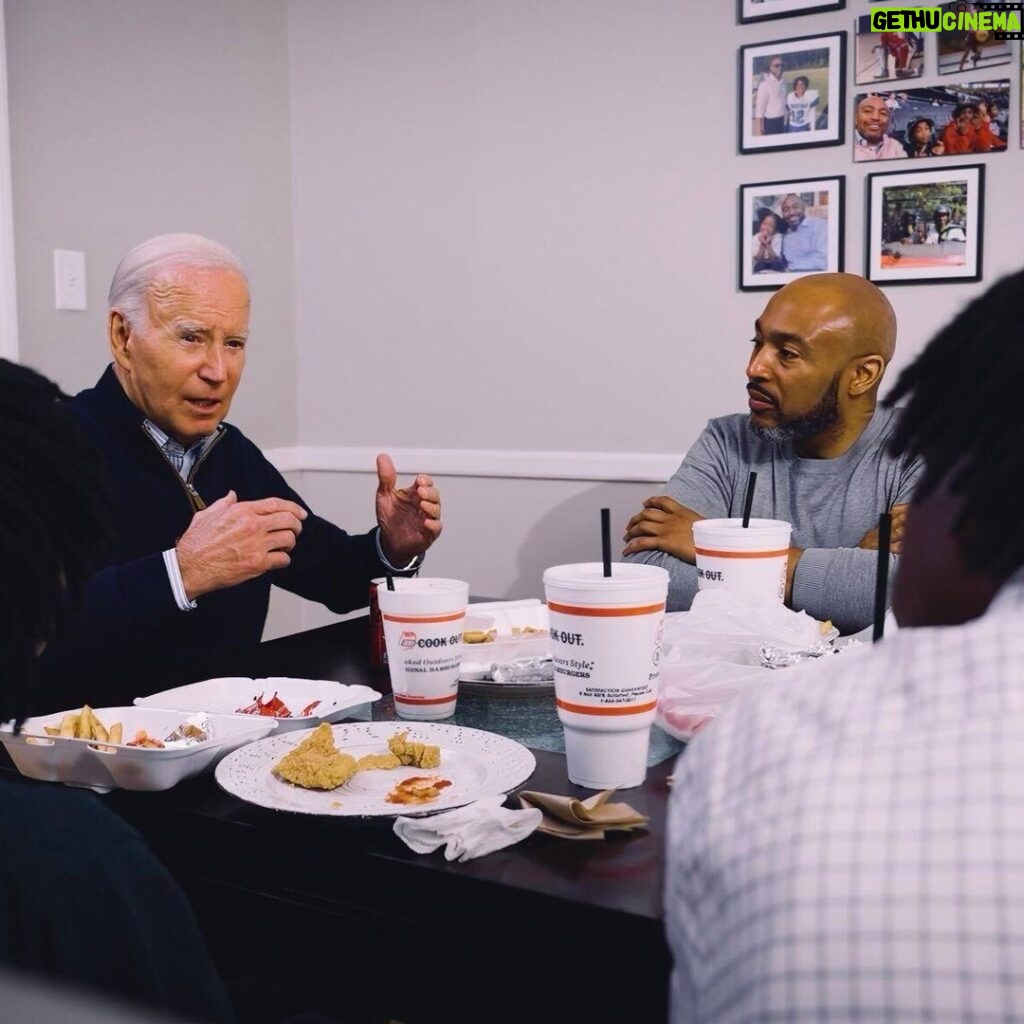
top-left (739, 175), bottom-right (845, 291)
top-left (853, 14), bottom-right (925, 85)
top-left (739, 0), bottom-right (845, 26)
top-left (852, 82), bottom-right (1010, 162)
top-left (739, 33), bottom-right (846, 153)
top-left (865, 163), bottom-right (984, 285)
top-left (936, 1), bottom-right (1014, 75)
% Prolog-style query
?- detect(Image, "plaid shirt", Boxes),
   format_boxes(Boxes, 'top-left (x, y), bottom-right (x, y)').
top-left (665, 570), bottom-right (1024, 1023)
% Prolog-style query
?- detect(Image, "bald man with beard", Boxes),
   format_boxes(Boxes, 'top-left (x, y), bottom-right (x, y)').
top-left (622, 273), bottom-right (924, 634)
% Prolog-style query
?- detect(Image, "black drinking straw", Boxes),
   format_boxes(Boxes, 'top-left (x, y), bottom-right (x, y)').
top-left (386, 573), bottom-right (395, 591)
top-left (872, 512), bottom-right (892, 642)
top-left (741, 471), bottom-right (758, 528)
top-left (601, 507), bottom-right (612, 577)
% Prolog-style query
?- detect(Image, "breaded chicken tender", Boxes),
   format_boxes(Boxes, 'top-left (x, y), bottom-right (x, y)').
top-left (355, 752), bottom-right (402, 771)
top-left (387, 730), bottom-right (441, 769)
top-left (272, 722), bottom-right (357, 790)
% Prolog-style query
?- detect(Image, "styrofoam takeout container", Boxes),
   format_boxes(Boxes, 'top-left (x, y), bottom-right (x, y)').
top-left (459, 600), bottom-right (551, 681)
top-left (133, 677), bottom-right (381, 733)
top-left (0, 706), bottom-right (278, 793)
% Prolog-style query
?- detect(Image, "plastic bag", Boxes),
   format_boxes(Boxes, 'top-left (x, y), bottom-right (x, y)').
top-left (656, 590), bottom-right (841, 741)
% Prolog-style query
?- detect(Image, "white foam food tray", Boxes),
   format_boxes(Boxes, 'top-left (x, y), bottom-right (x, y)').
top-left (133, 676), bottom-right (381, 733)
top-left (1, 706), bottom-right (278, 793)
top-left (460, 599), bottom-right (551, 681)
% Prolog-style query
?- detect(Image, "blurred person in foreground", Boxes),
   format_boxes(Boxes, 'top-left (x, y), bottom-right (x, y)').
top-left (39, 233), bottom-right (443, 712)
top-left (0, 358), bottom-right (235, 1023)
top-left (622, 273), bottom-right (923, 634)
top-left (664, 269), bottom-right (1024, 1022)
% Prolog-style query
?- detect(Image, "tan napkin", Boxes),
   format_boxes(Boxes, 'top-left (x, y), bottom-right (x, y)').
top-left (517, 788), bottom-right (648, 840)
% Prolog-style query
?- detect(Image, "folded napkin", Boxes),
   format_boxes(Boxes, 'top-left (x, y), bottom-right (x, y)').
top-left (517, 789), bottom-right (649, 840)
top-left (393, 795), bottom-right (542, 862)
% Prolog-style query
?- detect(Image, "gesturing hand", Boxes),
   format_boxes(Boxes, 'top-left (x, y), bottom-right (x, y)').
top-left (857, 502), bottom-right (909, 555)
top-left (176, 491), bottom-right (307, 600)
top-left (622, 496), bottom-right (704, 563)
top-left (375, 453), bottom-right (443, 566)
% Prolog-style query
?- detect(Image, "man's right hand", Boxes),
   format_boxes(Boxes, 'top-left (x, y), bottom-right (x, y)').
top-left (176, 491), bottom-right (308, 601)
top-left (857, 503), bottom-right (909, 555)
top-left (622, 496), bottom-right (704, 562)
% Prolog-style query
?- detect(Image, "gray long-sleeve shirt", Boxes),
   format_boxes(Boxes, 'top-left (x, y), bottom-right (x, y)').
top-left (624, 407), bottom-right (924, 634)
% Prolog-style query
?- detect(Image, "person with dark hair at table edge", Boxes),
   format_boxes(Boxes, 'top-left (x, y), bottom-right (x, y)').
top-left (0, 358), bottom-right (236, 1023)
top-left (754, 55), bottom-right (787, 135)
top-left (854, 93), bottom-right (908, 160)
top-left (622, 273), bottom-right (923, 635)
top-left (664, 268), bottom-right (1024, 1023)
top-left (38, 233), bottom-right (444, 713)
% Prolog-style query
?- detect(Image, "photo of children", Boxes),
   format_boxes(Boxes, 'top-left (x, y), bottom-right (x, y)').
top-left (937, 1), bottom-right (1013, 74)
top-left (855, 16), bottom-right (924, 85)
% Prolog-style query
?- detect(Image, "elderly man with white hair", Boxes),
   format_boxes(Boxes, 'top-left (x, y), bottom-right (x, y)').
top-left (38, 233), bottom-right (443, 712)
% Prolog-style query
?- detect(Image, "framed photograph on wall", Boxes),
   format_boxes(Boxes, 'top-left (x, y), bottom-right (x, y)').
top-left (739, 0), bottom-right (845, 25)
top-left (865, 164), bottom-right (984, 284)
top-left (739, 176), bottom-right (845, 291)
top-left (853, 14), bottom-right (925, 85)
top-left (936, 1), bottom-right (1014, 74)
top-left (852, 82), bottom-right (1010, 162)
top-left (740, 33), bottom-right (846, 153)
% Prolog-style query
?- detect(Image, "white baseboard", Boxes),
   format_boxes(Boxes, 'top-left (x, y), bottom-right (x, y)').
top-left (264, 446), bottom-right (681, 484)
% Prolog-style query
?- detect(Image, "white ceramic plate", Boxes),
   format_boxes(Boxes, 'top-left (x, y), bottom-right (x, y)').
top-left (214, 721), bottom-right (537, 817)
top-left (134, 677), bottom-right (381, 733)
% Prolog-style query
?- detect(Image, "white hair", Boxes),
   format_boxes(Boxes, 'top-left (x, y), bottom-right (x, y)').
top-left (108, 233), bottom-right (247, 329)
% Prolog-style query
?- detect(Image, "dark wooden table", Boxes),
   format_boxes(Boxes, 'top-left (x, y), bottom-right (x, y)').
top-left (9, 616), bottom-right (676, 1023)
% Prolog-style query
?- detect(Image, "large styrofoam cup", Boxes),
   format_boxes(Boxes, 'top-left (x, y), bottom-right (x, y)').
top-left (542, 563), bottom-right (670, 790)
top-left (377, 578), bottom-right (469, 720)
top-left (692, 518), bottom-right (792, 603)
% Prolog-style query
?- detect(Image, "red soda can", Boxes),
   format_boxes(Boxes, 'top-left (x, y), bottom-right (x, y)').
top-left (369, 577), bottom-right (388, 666)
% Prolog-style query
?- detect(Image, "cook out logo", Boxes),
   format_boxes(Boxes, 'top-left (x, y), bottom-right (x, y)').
top-left (399, 630), bottom-right (461, 650)
top-left (870, 3), bottom-right (1022, 37)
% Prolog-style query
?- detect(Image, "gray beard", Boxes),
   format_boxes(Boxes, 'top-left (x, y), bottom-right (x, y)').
top-left (749, 373), bottom-right (841, 445)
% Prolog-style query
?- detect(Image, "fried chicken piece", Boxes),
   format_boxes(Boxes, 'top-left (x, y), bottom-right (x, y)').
top-left (387, 730), bottom-right (441, 769)
top-left (355, 752), bottom-right (402, 771)
top-left (272, 722), bottom-right (357, 790)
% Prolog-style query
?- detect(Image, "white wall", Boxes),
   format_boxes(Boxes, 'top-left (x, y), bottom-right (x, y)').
top-left (277, 0), bottom-right (1023, 634)
top-left (4, 1), bottom-right (1022, 639)
top-left (3, 0), bottom-right (298, 450)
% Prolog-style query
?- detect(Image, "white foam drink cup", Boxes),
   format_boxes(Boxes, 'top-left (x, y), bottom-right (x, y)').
top-left (691, 518), bottom-right (792, 603)
top-left (542, 563), bottom-right (670, 790)
top-left (377, 578), bottom-right (469, 720)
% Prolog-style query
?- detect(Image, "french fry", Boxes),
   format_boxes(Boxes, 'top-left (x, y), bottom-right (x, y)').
top-left (59, 713), bottom-right (77, 738)
top-left (91, 715), bottom-right (109, 743)
top-left (108, 722), bottom-right (123, 745)
top-left (76, 705), bottom-right (93, 739)
top-left (44, 725), bottom-right (60, 737)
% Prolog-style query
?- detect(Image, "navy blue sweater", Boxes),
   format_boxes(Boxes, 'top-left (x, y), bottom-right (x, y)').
top-left (37, 366), bottom-right (391, 712)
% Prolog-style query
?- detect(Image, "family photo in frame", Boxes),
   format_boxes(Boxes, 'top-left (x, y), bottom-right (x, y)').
top-left (739, 176), bottom-right (845, 291)
top-left (739, 33), bottom-right (846, 152)
top-left (865, 164), bottom-right (984, 284)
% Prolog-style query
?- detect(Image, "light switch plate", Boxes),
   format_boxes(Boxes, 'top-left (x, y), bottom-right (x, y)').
top-left (54, 249), bottom-right (87, 310)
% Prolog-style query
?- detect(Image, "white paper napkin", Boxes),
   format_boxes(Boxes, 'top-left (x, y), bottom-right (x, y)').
top-left (393, 795), bottom-right (542, 862)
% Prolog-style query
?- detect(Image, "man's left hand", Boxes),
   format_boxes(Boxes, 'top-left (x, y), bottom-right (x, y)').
top-left (375, 453), bottom-right (442, 566)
